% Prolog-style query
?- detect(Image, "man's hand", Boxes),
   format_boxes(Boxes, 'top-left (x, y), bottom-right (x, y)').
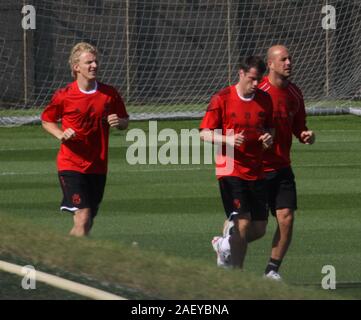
top-left (107, 114), bottom-right (128, 129)
top-left (233, 130), bottom-right (245, 147)
top-left (61, 128), bottom-right (76, 142)
top-left (259, 132), bottom-right (273, 149)
top-left (200, 129), bottom-right (245, 147)
top-left (300, 130), bottom-right (315, 144)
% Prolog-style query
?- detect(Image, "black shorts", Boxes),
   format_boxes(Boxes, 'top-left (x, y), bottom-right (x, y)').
top-left (265, 166), bottom-right (297, 216)
top-left (218, 176), bottom-right (268, 221)
top-left (58, 170), bottom-right (106, 217)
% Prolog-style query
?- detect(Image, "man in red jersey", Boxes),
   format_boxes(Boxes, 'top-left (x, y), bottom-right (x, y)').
top-left (258, 45), bottom-right (315, 280)
top-left (200, 56), bottom-right (274, 269)
top-left (41, 42), bottom-right (129, 237)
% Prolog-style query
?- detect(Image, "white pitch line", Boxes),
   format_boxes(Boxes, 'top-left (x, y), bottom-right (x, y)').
top-left (0, 171), bottom-right (49, 176)
top-left (125, 166), bottom-right (206, 172)
top-left (0, 260), bottom-right (126, 300)
top-left (124, 163), bottom-right (361, 171)
top-left (294, 163), bottom-right (361, 168)
top-left (0, 167), bottom-right (209, 176)
top-left (1, 163), bottom-right (360, 177)
top-left (0, 147), bottom-right (59, 151)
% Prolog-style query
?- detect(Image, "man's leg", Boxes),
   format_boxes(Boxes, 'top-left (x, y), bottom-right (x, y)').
top-left (87, 205), bottom-right (100, 234)
top-left (271, 208), bottom-right (294, 258)
top-left (264, 208), bottom-right (294, 278)
top-left (223, 178), bottom-right (268, 268)
top-left (230, 214), bottom-right (251, 269)
top-left (264, 167), bottom-right (296, 279)
top-left (247, 220), bottom-right (267, 243)
top-left (70, 208), bottom-right (92, 236)
top-left (222, 218), bottom-right (267, 242)
top-left (82, 174), bottom-right (106, 236)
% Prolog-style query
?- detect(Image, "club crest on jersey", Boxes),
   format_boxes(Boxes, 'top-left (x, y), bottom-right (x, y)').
top-left (72, 194), bottom-right (81, 205)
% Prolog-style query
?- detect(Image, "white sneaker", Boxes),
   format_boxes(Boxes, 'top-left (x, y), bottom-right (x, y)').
top-left (223, 220), bottom-right (235, 238)
top-left (264, 270), bottom-right (282, 281)
top-left (211, 236), bottom-right (231, 268)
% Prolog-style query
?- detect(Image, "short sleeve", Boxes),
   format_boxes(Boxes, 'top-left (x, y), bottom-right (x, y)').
top-left (112, 90), bottom-right (129, 119)
top-left (41, 91), bottom-right (64, 122)
top-left (264, 94), bottom-right (274, 130)
top-left (199, 94), bottom-right (223, 130)
top-left (291, 87), bottom-right (308, 140)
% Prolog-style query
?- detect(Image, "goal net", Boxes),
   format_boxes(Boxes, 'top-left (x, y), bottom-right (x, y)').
top-left (1, 0), bottom-right (361, 125)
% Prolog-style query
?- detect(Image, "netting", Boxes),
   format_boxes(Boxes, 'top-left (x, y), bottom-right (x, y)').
top-left (1, 0), bottom-right (361, 125)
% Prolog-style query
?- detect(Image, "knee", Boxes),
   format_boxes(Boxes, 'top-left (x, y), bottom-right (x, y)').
top-left (277, 209), bottom-right (294, 228)
top-left (251, 221), bottom-right (267, 241)
top-left (256, 227), bottom-right (267, 239)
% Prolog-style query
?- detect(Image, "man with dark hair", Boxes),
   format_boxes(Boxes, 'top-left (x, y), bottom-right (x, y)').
top-left (200, 56), bottom-right (274, 269)
top-left (41, 42), bottom-right (129, 237)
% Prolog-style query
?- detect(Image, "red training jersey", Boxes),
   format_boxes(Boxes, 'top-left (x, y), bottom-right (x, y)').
top-left (258, 76), bottom-right (308, 171)
top-left (199, 85), bottom-right (273, 180)
top-left (41, 81), bottom-right (129, 174)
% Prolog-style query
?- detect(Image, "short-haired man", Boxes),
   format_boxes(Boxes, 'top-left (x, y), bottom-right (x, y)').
top-left (200, 56), bottom-right (274, 269)
top-left (259, 45), bottom-right (315, 280)
top-left (41, 42), bottom-right (129, 236)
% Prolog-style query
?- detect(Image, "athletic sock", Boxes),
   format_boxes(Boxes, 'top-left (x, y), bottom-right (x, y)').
top-left (265, 258), bottom-right (282, 274)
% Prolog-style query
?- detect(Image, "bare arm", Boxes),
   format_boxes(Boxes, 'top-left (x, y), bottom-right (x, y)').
top-left (42, 121), bottom-right (76, 142)
top-left (200, 129), bottom-right (245, 147)
top-left (107, 114), bottom-right (129, 130)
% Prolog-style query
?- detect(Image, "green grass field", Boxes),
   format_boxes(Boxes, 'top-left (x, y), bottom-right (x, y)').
top-left (0, 271), bottom-right (88, 300)
top-left (0, 115), bottom-right (360, 299)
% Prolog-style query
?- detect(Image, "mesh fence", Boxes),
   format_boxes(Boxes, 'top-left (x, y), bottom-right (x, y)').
top-left (1, 0), bottom-right (361, 125)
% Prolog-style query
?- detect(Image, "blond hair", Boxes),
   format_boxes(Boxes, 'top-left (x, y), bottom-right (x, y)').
top-left (68, 42), bottom-right (98, 78)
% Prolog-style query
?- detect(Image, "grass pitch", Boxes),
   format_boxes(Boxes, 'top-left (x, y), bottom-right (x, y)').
top-left (0, 116), bottom-right (360, 299)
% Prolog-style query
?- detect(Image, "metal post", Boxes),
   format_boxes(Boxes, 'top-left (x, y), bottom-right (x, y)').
top-left (126, 0), bottom-right (130, 104)
top-left (227, 0), bottom-right (232, 85)
top-left (23, 0), bottom-right (28, 108)
top-left (325, 0), bottom-right (330, 97)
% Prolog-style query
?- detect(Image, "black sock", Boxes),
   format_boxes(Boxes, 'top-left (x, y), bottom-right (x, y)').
top-left (265, 258), bottom-right (282, 274)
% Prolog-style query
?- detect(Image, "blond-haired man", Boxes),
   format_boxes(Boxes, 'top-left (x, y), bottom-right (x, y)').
top-left (42, 42), bottom-right (129, 236)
